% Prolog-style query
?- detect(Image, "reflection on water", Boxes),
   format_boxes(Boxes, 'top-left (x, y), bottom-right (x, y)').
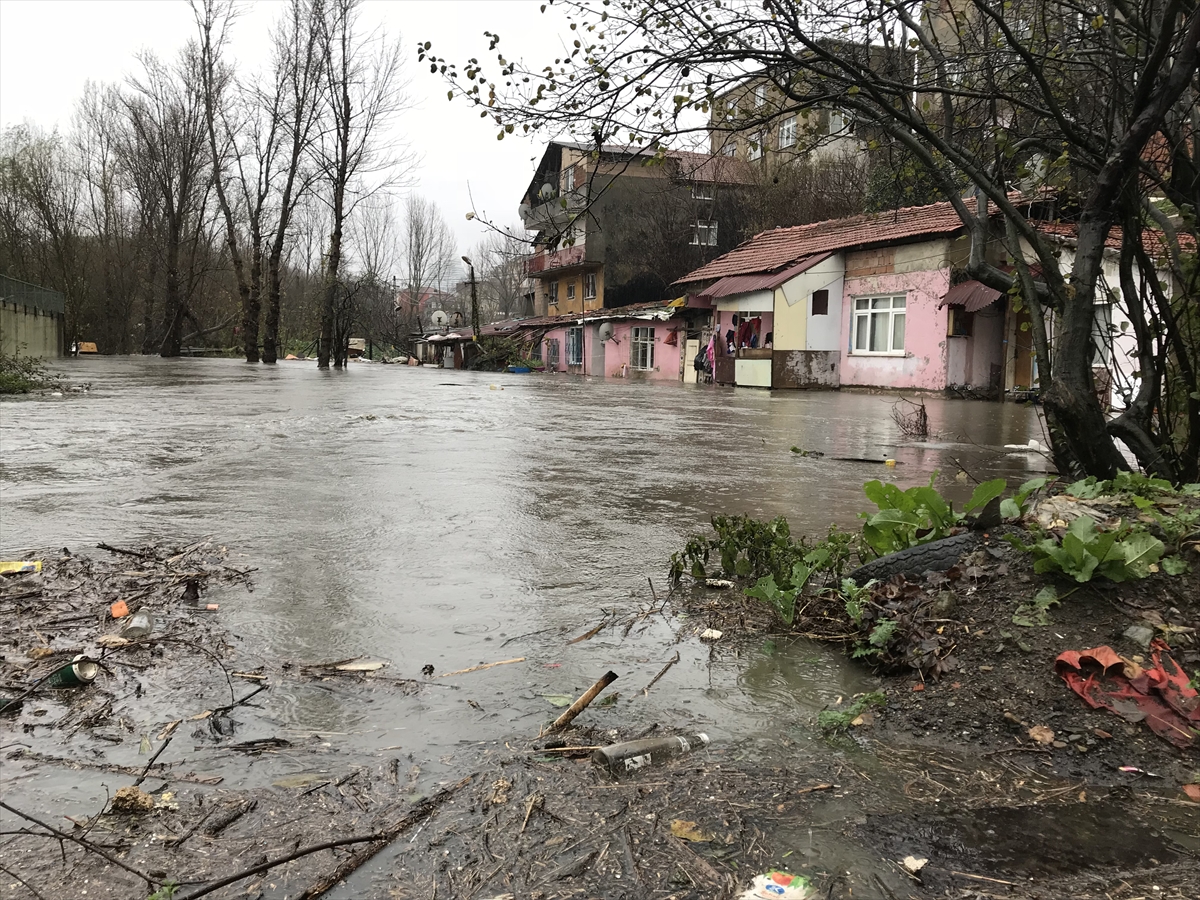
top-left (0, 357), bottom-right (1048, 760)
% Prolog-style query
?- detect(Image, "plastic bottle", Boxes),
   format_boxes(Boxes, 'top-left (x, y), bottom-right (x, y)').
top-left (120, 611), bottom-right (155, 639)
top-left (591, 733), bottom-right (710, 774)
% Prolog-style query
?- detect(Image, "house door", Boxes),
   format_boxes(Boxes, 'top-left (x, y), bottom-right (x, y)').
top-left (1011, 308), bottom-right (1034, 389)
top-left (591, 325), bottom-right (606, 376)
top-left (683, 339), bottom-right (699, 384)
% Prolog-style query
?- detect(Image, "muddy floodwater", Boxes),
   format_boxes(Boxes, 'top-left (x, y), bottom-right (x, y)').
top-left (0, 357), bottom-right (1056, 895)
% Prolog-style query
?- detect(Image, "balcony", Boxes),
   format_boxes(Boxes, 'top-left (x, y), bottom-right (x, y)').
top-left (525, 244), bottom-right (589, 276)
top-left (519, 186), bottom-right (589, 232)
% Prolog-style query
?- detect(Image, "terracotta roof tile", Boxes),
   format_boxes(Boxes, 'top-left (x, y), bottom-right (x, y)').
top-left (675, 199), bottom-right (978, 285)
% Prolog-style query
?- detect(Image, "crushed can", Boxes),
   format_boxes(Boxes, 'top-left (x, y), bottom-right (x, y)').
top-left (46, 655), bottom-right (100, 688)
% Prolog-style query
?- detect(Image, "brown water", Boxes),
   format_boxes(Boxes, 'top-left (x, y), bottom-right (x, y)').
top-left (0, 357), bottom-right (1056, 893)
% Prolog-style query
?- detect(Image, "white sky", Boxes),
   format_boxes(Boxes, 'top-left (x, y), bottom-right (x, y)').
top-left (0, 0), bottom-right (576, 257)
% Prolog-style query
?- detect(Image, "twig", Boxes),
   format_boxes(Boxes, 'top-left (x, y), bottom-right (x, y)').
top-left (294, 774), bottom-right (475, 899)
top-left (96, 542), bottom-right (156, 559)
top-left (435, 657), bottom-right (525, 678)
top-left (647, 576), bottom-right (658, 602)
top-left (204, 798), bottom-right (257, 836)
top-left (211, 683), bottom-right (267, 715)
top-left (175, 833), bottom-right (381, 900)
top-left (949, 871), bottom-right (1017, 886)
top-left (567, 622), bottom-right (606, 644)
top-left (547, 671), bottom-right (618, 732)
top-left (0, 800), bottom-right (156, 888)
top-left (641, 651), bottom-right (680, 696)
top-left (0, 863), bottom-right (51, 900)
top-left (134, 734), bottom-right (173, 787)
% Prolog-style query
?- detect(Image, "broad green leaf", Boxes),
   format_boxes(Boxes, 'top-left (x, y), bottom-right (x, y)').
top-left (964, 478), bottom-right (1006, 513)
top-left (1162, 556), bottom-right (1188, 576)
top-left (1118, 532), bottom-right (1164, 578)
top-left (999, 497), bottom-right (1021, 520)
top-left (867, 509), bottom-right (922, 529)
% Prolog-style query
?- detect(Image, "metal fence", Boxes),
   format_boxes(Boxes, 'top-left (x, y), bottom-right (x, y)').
top-left (0, 274), bottom-right (66, 316)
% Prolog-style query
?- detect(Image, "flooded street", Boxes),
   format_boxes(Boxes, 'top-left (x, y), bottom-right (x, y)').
top-left (1, 358), bottom-right (1056, 896)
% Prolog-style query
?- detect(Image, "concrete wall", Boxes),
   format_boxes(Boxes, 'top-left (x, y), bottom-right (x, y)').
top-left (839, 244), bottom-right (952, 390)
top-left (1, 301), bottom-right (64, 357)
top-left (772, 350), bottom-right (840, 388)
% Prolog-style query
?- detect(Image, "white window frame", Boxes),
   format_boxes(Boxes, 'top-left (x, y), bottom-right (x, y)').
top-left (721, 139), bottom-right (737, 157)
top-left (829, 108), bottom-right (853, 135)
top-left (631, 326), bottom-right (655, 370)
top-left (546, 338), bottom-right (560, 368)
top-left (748, 131), bottom-right (763, 160)
top-left (691, 182), bottom-right (715, 200)
top-left (755, 84), bottom-right (766, 107)
top-left (562, 165), bottom-right (575, 192)
top-left (566, 327), bottom-right (584, 366)
top-left (584, 272), bottom-right (596, 299)
top-left (852, 295), bottom-right (907, 355)
top-left (691, 220), bottom-right (718, 247)
top-left (566, 281), bottom-right (576, 301)
top-left (779, 116), bottom-right (796, 149)
top-left (548, 280), bottom-right (558, 305)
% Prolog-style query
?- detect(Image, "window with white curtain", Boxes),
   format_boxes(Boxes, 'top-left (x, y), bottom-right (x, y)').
top-left (852, 296), bottom-right (906, 354)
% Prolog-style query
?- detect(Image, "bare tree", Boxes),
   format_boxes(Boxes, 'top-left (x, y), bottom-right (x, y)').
top-left (471, 227), bottom-right (531, 320)
top-left (262, 0), bottom-right (325, 363)
top-left (427, 1), bottom-right (1200, 480)
top-left (314, 0), bottom-right (407, 369)
top-left (398, 194), bottom-right (457, 329)
top-left (121, 48), bottom-right (211, 357)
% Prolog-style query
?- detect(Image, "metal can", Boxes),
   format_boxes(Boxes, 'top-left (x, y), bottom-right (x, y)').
top-left (45, 655), bottom-right (100, 688)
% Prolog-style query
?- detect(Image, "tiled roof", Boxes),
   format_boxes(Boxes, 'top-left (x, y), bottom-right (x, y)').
top-left (675, 199), bottom-right (978, 285)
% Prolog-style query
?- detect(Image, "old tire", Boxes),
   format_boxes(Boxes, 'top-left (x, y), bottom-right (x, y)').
top-left (846, 533), bottom-right (980, 585)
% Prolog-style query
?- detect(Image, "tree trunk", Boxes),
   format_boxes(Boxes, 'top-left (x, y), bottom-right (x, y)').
top-left (262, 253), bottom-right (282, 363)
top-left (319, 213), bottom-right (342, 369)
top-left (160, 221), bottom-right (184, 357)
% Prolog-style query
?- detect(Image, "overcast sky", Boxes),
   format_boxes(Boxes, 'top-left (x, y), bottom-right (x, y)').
top-left (0, 0), bottom-right (579, 258)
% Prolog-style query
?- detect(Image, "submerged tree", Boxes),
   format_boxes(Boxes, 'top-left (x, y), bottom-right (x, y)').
top-left (424, 0), bottom-right (1200, 480)
top-left (314, 0), bottom-right (407, 369)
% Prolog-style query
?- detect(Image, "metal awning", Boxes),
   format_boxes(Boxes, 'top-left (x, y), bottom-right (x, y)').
top-left (697, 252), bottom-right (832, 301)
top-left (940, 280), bottom-right (1002, 312)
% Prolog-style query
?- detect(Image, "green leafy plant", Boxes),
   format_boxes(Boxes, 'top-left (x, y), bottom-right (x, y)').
top-left (817, 691), bottom-right (886, 733)
top-left (669, 517), bottom-right (855, 589)
top-left (859, 475), bottom-right (1005, 557)
top-left (1012, 585), bottom-right (1076, 627)
top-left (0, 350), bottom-right (67, 395)
top-left (148, 883), bottom-right (179, 900)
top-left (1030, 515), bottom-right (1164, 583)
top-left (999, 475), bottom-right (1055, 520)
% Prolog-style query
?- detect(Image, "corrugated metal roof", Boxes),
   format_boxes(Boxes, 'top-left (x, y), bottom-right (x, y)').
top-left (939, 280), bottom-right (1002, 312)
top-left (698, 253), bottom-right (832, 299)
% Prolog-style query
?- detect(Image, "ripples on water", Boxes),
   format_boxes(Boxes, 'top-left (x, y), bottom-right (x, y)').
top-left (0, 357), bottom-right (1048, 758)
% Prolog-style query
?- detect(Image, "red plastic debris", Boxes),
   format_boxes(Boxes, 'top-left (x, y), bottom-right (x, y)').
top-left (1055, 640), bottom-right (1200, 749)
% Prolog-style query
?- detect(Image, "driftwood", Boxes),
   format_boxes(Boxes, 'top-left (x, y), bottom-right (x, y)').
top-left (548, 671), bottom-right (618, 732)
top-left (436, 657), bottom-right (525, 678)
top-left (641, 651), bottom-right (680, 696)
top-left (295, 773), bottom-right (475, 899)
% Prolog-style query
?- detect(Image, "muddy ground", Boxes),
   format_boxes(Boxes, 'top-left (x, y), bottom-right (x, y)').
top-left (1, 533), bottom-right (1198, 900)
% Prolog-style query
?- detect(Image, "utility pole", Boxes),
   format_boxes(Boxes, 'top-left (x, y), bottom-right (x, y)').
top-left (462, 255), bottom-right (481, 343)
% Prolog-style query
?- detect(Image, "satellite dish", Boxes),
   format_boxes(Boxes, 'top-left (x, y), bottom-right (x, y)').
top-left (597, 322), bottom-right (614, 342)
top-left (538, 182), bottom-right (556, 200)
top-left (431, 310), bottom-right (449, 327)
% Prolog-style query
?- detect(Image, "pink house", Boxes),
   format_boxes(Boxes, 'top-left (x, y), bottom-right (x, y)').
top-left (494, 302), bottom-right (692, 381)
top-left (675, 199), bottom-right (1012, 395)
